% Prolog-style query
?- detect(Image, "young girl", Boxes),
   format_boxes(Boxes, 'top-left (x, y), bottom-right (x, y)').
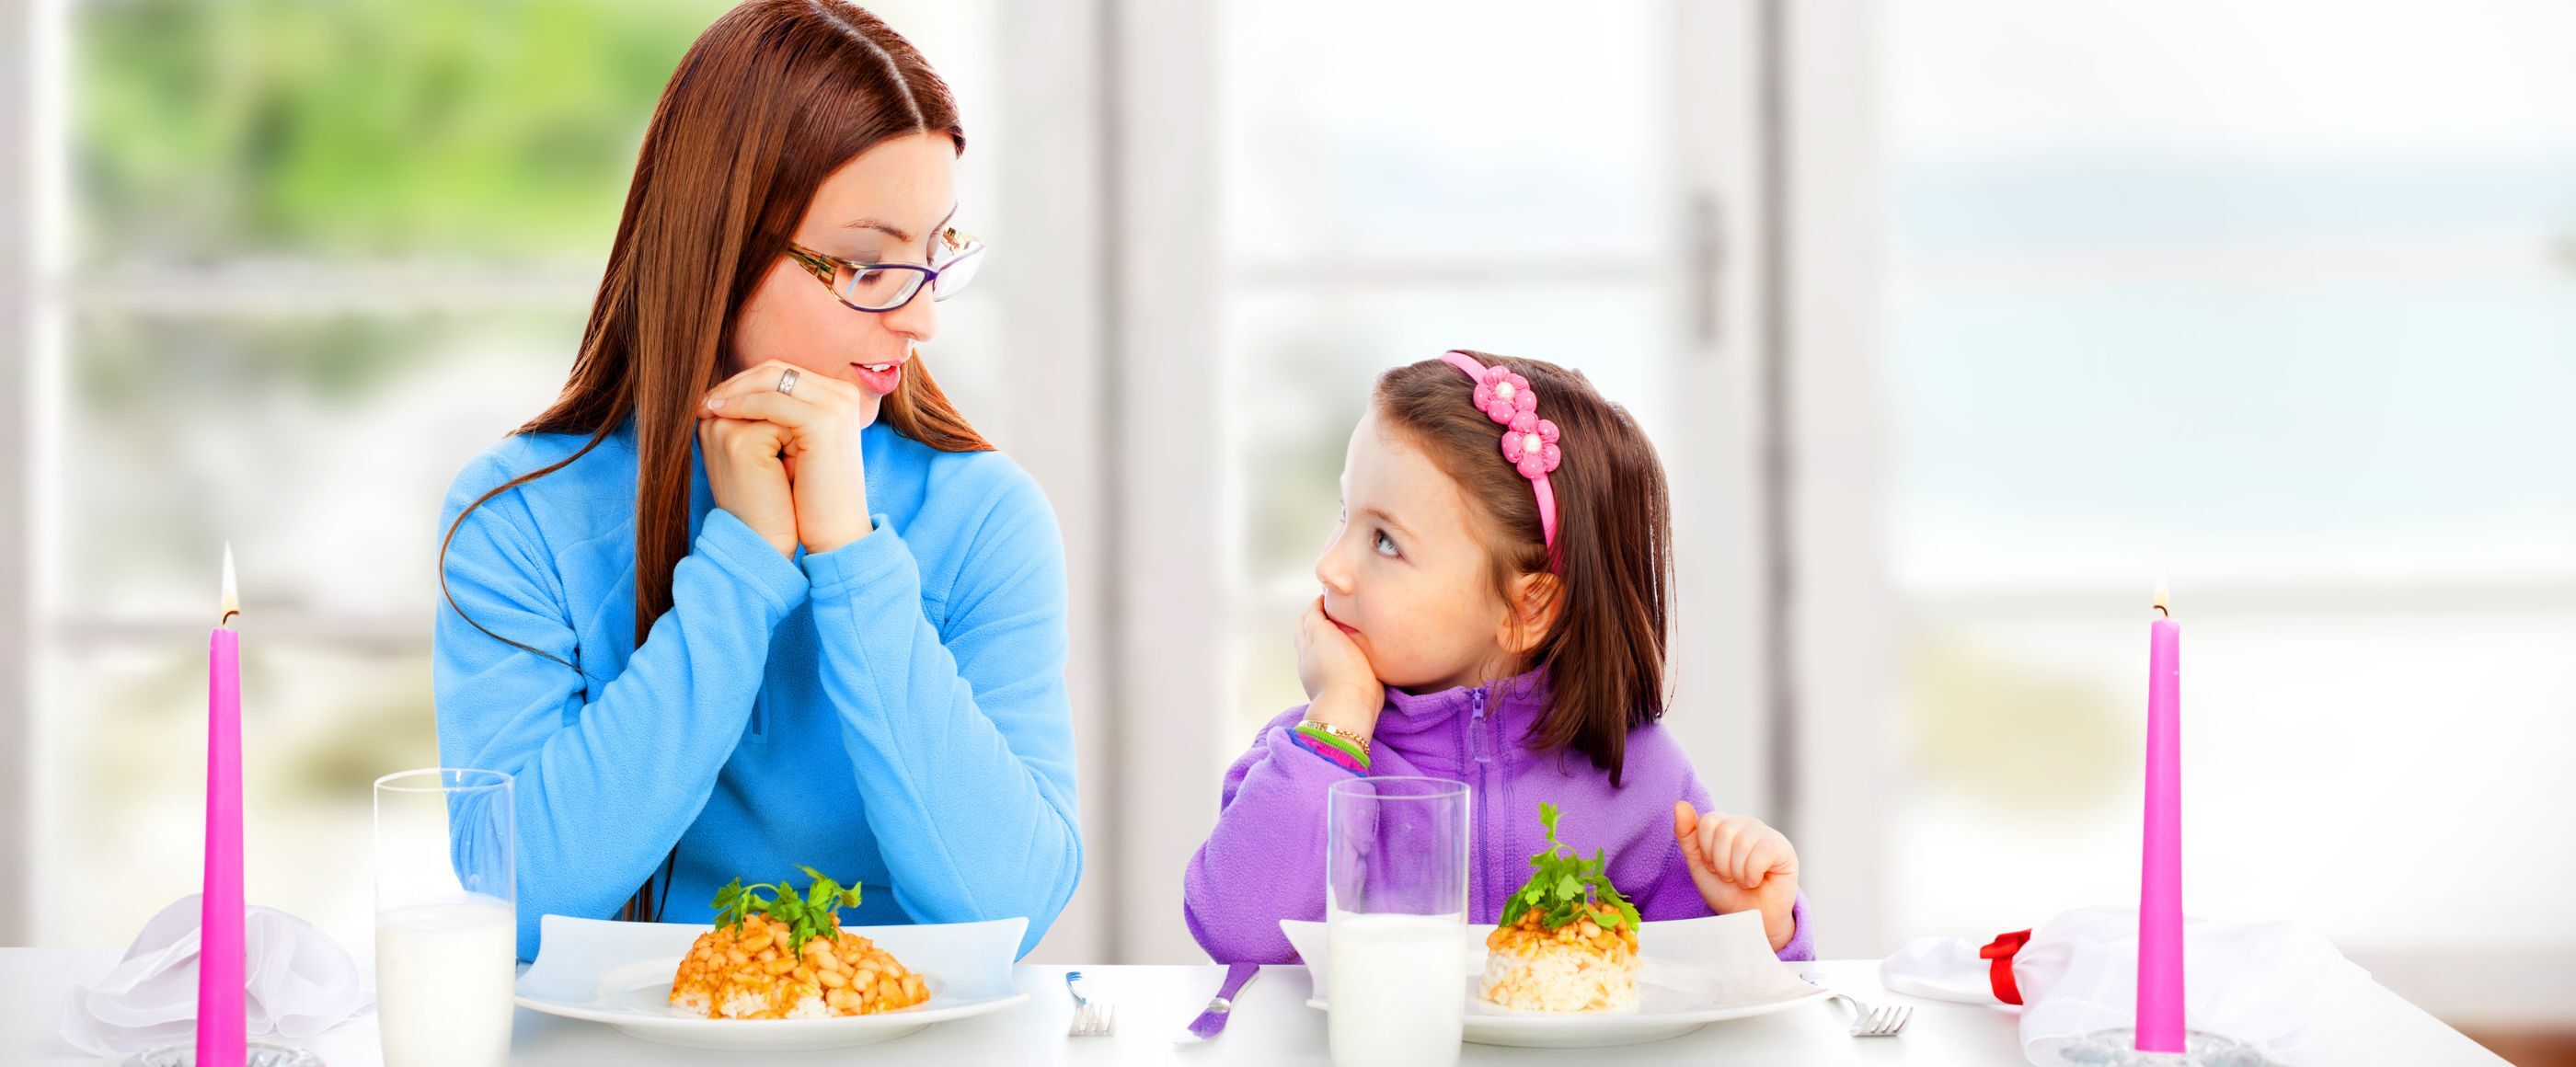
top-left (1184, 350), bottom-right (1812, 964)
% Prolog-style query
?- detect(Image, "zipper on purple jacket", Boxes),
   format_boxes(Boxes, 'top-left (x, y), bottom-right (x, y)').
top-left (1468, 684), bottom-right (1491, 923)
top-left (1468, 686), bottom-right (1491, 764)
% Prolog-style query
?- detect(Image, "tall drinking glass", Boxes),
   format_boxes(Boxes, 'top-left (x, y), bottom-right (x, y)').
top-left (373, 769), bottom-right (514, 1067)
top-left (1325, 775), bottom-right (1468, 1067)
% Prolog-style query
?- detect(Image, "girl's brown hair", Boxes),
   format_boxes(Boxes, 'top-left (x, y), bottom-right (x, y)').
top-left (438, 0), bottom-right (989, 923)
top-left (1373, 352), bottom-right (1673, 786)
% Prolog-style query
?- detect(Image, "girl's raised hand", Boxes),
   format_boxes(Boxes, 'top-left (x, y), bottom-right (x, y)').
top-left (700, 359), bottom-right (877, 555)
top-left (1673, 800), bottom-right (1800, 952)
top-left (1295, 596), bottom-right (1386, 741)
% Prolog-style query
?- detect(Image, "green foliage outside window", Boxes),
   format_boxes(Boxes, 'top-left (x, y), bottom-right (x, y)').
top-left (75, 0), bottom-right (732, 261)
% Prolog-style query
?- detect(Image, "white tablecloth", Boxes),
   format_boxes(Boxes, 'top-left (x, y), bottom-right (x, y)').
top-left (1, 948), bottom-right (2503, 1065)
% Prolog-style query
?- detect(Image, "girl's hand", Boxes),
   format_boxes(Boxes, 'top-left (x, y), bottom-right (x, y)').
top-left (1673, 801), bottom-right (1800, 952)
top-left (700, 360), bottom-right (875, 555)
top-left (697, 413), bottom-right (799, 557)
top-left (1295, 596), bottom-right (1386, 740)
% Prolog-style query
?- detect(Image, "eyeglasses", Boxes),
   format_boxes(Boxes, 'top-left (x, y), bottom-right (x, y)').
top-left (782, 226), bottom-right (985, 313)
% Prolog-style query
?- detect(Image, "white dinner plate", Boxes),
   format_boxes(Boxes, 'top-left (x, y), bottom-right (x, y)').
top-left (514, 913), bottom-right (1029, 1051)
top-left (1281, 912), bottom-right (1831, 1048)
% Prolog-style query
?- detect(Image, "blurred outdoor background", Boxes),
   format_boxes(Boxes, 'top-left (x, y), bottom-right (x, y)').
top-left (1, 0), bottom-right (2570, 1055)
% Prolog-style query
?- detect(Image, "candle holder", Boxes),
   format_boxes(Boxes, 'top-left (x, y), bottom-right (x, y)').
top-left (2063, 1027), bottom-right (2278, 1066)
top-left (121, 1041), bottom-right (323, 1067)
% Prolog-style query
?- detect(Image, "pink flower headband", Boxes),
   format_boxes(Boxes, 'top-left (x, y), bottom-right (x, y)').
top-left (1437, 350), bottom-right (1560, 564)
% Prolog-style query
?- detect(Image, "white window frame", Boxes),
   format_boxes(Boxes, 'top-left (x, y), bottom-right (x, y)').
top-left (986, 0), bottom-right (1116, 964)
top-left (1, 0), bottom-right (40, 947)
top-left (1767, 0), bottom-right (1894, 959)
top-left (1095, 0), bottom-right (1225, 966)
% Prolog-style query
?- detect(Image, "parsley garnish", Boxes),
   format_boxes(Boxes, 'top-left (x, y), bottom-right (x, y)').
top-left (709, 866), bottom-right (864, 957)
top-left (1497, 803), bottom-right (1642, 932)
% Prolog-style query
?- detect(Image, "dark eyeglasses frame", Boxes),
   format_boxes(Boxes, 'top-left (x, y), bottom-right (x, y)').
top-left (781, 226), bottom-right (983, 313)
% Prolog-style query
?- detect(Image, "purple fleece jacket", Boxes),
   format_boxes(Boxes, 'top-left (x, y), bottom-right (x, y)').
top-left (1184, 670), bottom-right (1813, 964)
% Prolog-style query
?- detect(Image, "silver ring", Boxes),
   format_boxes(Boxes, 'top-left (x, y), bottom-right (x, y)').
top-left (776, 368), bottom-right (799, 396)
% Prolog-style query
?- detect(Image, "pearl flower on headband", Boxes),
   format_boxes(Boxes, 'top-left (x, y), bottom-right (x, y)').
top-left (1437, 349), bottom-right (1562, 560)
top-left (1470, 367), bottom-right (1538, 424)
top-left (1501, 412), bottom-right (1561, 478)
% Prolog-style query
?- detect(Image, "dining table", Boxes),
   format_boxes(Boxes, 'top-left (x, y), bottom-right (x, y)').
top-left (2, 947), bottom-right (2506, 1065)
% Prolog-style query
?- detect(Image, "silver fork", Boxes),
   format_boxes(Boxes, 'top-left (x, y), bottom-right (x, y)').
top-left (1800, 974), bottom-right (1912, 1038)
top-left (1834, 995), bottom-right (1912, 1038)
top-left (1064, 970), bottom-right (1116, 1038)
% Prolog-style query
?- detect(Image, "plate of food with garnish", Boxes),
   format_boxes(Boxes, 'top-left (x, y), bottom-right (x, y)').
top-left (513, 866), bottom-right (1028, 1051)
top-left (1282, 804), bottom-right (1826, 1048)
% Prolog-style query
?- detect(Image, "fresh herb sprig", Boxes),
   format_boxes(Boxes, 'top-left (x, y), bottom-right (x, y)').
top-left (709, 866), bottom-right (864, 956)
top-left (1498, 802), bottom-right (1643, 932)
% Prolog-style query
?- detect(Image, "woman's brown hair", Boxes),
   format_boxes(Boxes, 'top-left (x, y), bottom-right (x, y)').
top-left (437, 0), bottom-right (990, 923)
top-left (1373, 352), bottom-right (1673, 786)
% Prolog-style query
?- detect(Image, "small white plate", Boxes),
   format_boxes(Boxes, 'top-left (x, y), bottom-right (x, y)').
top-left (514, 913), bottom-right (1029, 1051)
top-left (1282, 912), bottom-right (1830, 1049)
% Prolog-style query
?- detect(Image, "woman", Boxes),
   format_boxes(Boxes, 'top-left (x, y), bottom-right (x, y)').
top-left (434, 0), bottom-right (1078, 961)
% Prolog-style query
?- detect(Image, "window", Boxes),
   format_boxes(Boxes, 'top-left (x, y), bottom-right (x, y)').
top-left (1077, 0), bottom-right (1789, 963)
top-left (1215, 0), bottom-right (1691, 766)
top-left (1883, 0), bottom-right (2576, 1014)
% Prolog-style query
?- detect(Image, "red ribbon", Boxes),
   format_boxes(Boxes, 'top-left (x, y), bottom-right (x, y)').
top-left (1980, 929), bottom-right (2033, 1005)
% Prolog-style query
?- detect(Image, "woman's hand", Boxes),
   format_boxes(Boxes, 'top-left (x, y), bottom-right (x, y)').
top-left (1673, 801), bottom-right (1800, 952)
top-left (700, 359), bottom-right (875, 555)
top-left (1294, 596), bottom-right (1386, 741)
top-left (697, 413), bottom-right (799, 557)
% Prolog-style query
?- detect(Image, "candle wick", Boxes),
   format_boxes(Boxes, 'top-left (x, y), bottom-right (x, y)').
top-left (218, 542), bottom-right (240, 628)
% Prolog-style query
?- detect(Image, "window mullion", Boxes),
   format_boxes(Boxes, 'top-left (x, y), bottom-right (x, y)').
top-left (57, 261), bottom-right (603, 316)
top-left (0, 0), bottom-right (44, 947)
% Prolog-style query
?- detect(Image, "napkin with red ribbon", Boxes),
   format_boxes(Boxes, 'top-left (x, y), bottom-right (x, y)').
top-left (1879, 905), bottom-right (2370, 1066)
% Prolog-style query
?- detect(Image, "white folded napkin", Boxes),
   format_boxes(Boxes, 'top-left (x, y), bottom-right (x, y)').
top-left (1880, 905), bottom-right (2372, 1066)
top-left (1627, 910), bottom-right (1824, 1007)
top-left (60, 894), bottom-right (374, 1057)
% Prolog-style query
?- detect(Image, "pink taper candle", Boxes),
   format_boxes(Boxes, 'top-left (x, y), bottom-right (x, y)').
top-left (197, 544), bottom-right (247, 1067)
top-left (2136, 582), bottom-right (2185, 1051)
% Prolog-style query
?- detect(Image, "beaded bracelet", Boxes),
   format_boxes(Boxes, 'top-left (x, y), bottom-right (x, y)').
top-left (1289, 724), bottom-right (1368, 774)
top-left (1294, 718), bottom-right (1371, 757)
top-left (1295, 722), bottom-right (1366, 763)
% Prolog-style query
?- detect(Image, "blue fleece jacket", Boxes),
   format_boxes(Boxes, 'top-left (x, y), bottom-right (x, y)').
top-left (433, 418), bottom-right (1079, 961)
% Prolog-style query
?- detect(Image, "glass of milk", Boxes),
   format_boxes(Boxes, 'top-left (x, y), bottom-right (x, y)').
top-left (1324, 775), bottom-right (1467, 1067)
top-left (373, 769), bottom-right (515, 1067)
